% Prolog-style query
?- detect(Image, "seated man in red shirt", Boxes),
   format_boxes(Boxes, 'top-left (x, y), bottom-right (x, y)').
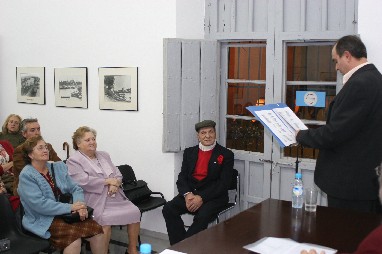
top-left (162, 120), bottom-right (234, 245)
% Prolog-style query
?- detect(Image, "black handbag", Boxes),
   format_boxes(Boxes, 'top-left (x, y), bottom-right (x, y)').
top-left (123, 180), bottom-right (152, 204)
top-left (50, 164), bottom-right (94, 224)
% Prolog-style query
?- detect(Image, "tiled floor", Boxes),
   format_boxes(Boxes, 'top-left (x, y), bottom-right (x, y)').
top-left (108, 226), bottom-right (170, 254)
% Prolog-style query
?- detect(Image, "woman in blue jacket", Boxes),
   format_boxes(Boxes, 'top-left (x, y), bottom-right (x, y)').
top-left (18, 135), bottom-right (106, 254)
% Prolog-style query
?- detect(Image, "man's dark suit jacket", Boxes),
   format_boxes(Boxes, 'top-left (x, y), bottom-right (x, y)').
top-left (297, 64), bottom-right (382, 200)
top-left (176, 143), bottom-right (234, 203)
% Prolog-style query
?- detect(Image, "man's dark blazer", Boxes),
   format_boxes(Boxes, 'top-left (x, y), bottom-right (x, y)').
top-left (176, 143), bottom-right (234, 203)
top-left (297, 64), bottom-right (382, 200)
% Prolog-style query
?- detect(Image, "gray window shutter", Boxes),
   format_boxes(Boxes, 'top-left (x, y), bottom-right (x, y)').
top-left (163, 39), bottom-right (219, 152)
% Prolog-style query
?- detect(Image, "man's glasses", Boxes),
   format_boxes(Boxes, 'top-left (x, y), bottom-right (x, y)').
top-left (34, 145), bottom-right (49, 152)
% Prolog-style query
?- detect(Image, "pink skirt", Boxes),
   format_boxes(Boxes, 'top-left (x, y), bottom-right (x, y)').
top-left (95, 192), bottom-right (141, 226)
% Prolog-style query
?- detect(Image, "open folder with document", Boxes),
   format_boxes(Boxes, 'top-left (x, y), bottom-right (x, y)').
top-left (246, 103), bottom-right (308, 147)
top-left (243, 237), bottom-right (337, 254)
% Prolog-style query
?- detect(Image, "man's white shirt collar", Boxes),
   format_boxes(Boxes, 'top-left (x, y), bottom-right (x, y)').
top-left (343, 62), bottom-right (370, 85)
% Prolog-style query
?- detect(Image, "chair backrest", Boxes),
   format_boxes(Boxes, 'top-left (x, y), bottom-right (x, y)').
top-left (228, 169), bottom-right (240, 205)
top-left (0, 194), bottom-right (19, 238)
top-left (117, 164), bottom-right (137, 184)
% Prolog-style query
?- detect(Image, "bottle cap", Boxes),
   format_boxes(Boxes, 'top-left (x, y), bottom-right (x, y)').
top-left (140, 243), bottom-right (152, 253)
top-left (295, 173), bottom-right (302, 179)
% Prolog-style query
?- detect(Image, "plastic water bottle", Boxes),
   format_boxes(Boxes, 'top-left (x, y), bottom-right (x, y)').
top-left (292, 173), bottom-right (303, 208)
top-left (139, 243), bottom-right (152, 254)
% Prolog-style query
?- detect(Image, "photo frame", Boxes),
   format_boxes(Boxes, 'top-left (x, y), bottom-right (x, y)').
top-left (16, 67), bottom-right (45, 104)
top-left (54, 67), bottom-right (88, 108)
top-left (98, 67), bottom-right (138, 111)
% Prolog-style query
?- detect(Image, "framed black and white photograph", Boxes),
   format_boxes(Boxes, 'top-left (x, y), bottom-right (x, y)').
top-left (54, 67), bottom-right (88, 108)
top-left (16, 67), bottom-right (45, 104)
top-left (98, 67), bottom-right (138, 111)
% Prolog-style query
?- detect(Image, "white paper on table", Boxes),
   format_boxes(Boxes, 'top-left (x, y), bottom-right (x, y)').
top-left (243, 237), bottom-right (337, 254)
top-left (159, 249), bottom-right (187, 254)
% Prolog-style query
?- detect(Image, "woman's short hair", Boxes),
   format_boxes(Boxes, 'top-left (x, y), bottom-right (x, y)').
top-left (22, 135), bottom-right (44, 165)
top-left (72, 126), bottom-right (97, 150)
top-left (2, 114), bottom-right (22, 134)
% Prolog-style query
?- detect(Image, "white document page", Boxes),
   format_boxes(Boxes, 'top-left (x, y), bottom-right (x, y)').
top-left (273, 106), bottom-right (308, 132)
top-left (243, 237), bottom-right (337, 254)
top-left (159, 250), bottom-right (187, 254)
top-left (255, 110), bottom-right (297, 147)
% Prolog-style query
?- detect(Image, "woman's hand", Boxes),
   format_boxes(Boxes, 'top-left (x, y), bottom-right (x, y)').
top-left (71, 201), bottom-right (87, 212)
top-left (105, 178), bottom-right (121, 187)
top-left (77, 207), bottom-right (88, 221)
top-left (108, 184), bottom-right (118, 197)
top-left (0, 182), bottom-right (7, 194)
top-left (2, 162), bottom-right (13, 173)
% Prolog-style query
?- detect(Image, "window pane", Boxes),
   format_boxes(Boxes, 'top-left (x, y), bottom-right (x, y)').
top-left (226, 118), bottom-right (264, 153)
top-left (227, 83), bottom-right (265, 116)
top-left (228, 46), bottom-right (266, 80)
top-left (287, 45), bottom-right (336, 81)
top-left (285, 85), bottom-right (336, 121)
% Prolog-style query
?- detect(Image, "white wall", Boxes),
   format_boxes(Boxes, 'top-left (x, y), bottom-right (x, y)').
top-left (176, 0), bottom-right (205, 39)
top-left (0, 0), bottom-right (202, 234)
top-left (358, 0), bottom-right (382, 70)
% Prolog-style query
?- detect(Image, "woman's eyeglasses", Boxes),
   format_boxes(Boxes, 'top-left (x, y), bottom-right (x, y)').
top-left (34, 145), bottom-right (49, 151)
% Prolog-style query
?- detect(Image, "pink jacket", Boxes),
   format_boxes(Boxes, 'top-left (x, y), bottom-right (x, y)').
top-left (66, 150), bottom-right (125, 221)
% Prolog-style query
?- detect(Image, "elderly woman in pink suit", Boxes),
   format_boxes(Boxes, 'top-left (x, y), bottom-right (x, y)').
top-left (66, 126), bottom-right (140, 254)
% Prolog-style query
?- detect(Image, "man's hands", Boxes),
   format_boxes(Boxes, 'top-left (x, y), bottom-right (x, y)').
top-left (185, 193), bottom-right (203, 212)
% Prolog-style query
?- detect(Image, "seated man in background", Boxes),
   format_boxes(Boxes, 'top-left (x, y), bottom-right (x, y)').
top-left (12, 118), bottom-right (61, 196)
top-left (162, 120), bottom-right (234, 245)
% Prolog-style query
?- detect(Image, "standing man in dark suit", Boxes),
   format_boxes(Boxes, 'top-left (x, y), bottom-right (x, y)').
top-left (162, 120), bottom-right (234, 245)
top-left (297, 35), bottom-right (382, 213)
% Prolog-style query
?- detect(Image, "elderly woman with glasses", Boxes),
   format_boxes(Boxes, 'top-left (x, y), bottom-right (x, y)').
top-left (0, 114), bottom-right (24, 148)
top-left (18, 135), bottom-right (106, 254)
top-left (66, 126), bottom-right (140, 254)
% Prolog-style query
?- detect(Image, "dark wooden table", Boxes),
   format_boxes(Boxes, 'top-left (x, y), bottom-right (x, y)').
top-left (170, 199), bottom-right (382, 254)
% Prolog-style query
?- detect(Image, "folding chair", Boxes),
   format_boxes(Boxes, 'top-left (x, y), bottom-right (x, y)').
top-left (214, 168), bottom-right (240, 223)
top-left (0, 194), bottom-right (51, 254)
top-left (117, 165), bottom-right (167, 245)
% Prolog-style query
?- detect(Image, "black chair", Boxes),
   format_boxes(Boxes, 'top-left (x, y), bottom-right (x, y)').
top-left (0, 194), bottom-right (51, 254)
top-left (214, 168), bottom-right (240, 223)
top-left (117, 165), bottom-right (167, 245)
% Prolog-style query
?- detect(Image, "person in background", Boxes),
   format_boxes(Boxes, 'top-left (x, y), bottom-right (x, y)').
top-left (296, 35), bottom-right (382, 213)
top-left (0, 177), bottom-right (20, 212)
top-left (0, 140), bottom-right (14, 193)
top-left (0, 114), bottom-right (24, 148)
top-left (162, 120), bottom-right (234, 245)
top-left (12, 118), bottom-right (61, 196)
top-left (301, 163), bottom-right (382, 254)
top-left (18, 135), bottom-right (105, 254)
top-left (66, 126), bottom-right (140, 254)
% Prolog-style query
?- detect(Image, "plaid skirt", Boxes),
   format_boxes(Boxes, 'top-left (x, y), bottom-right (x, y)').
top-left (49, 217), bottom-right (103, 250)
